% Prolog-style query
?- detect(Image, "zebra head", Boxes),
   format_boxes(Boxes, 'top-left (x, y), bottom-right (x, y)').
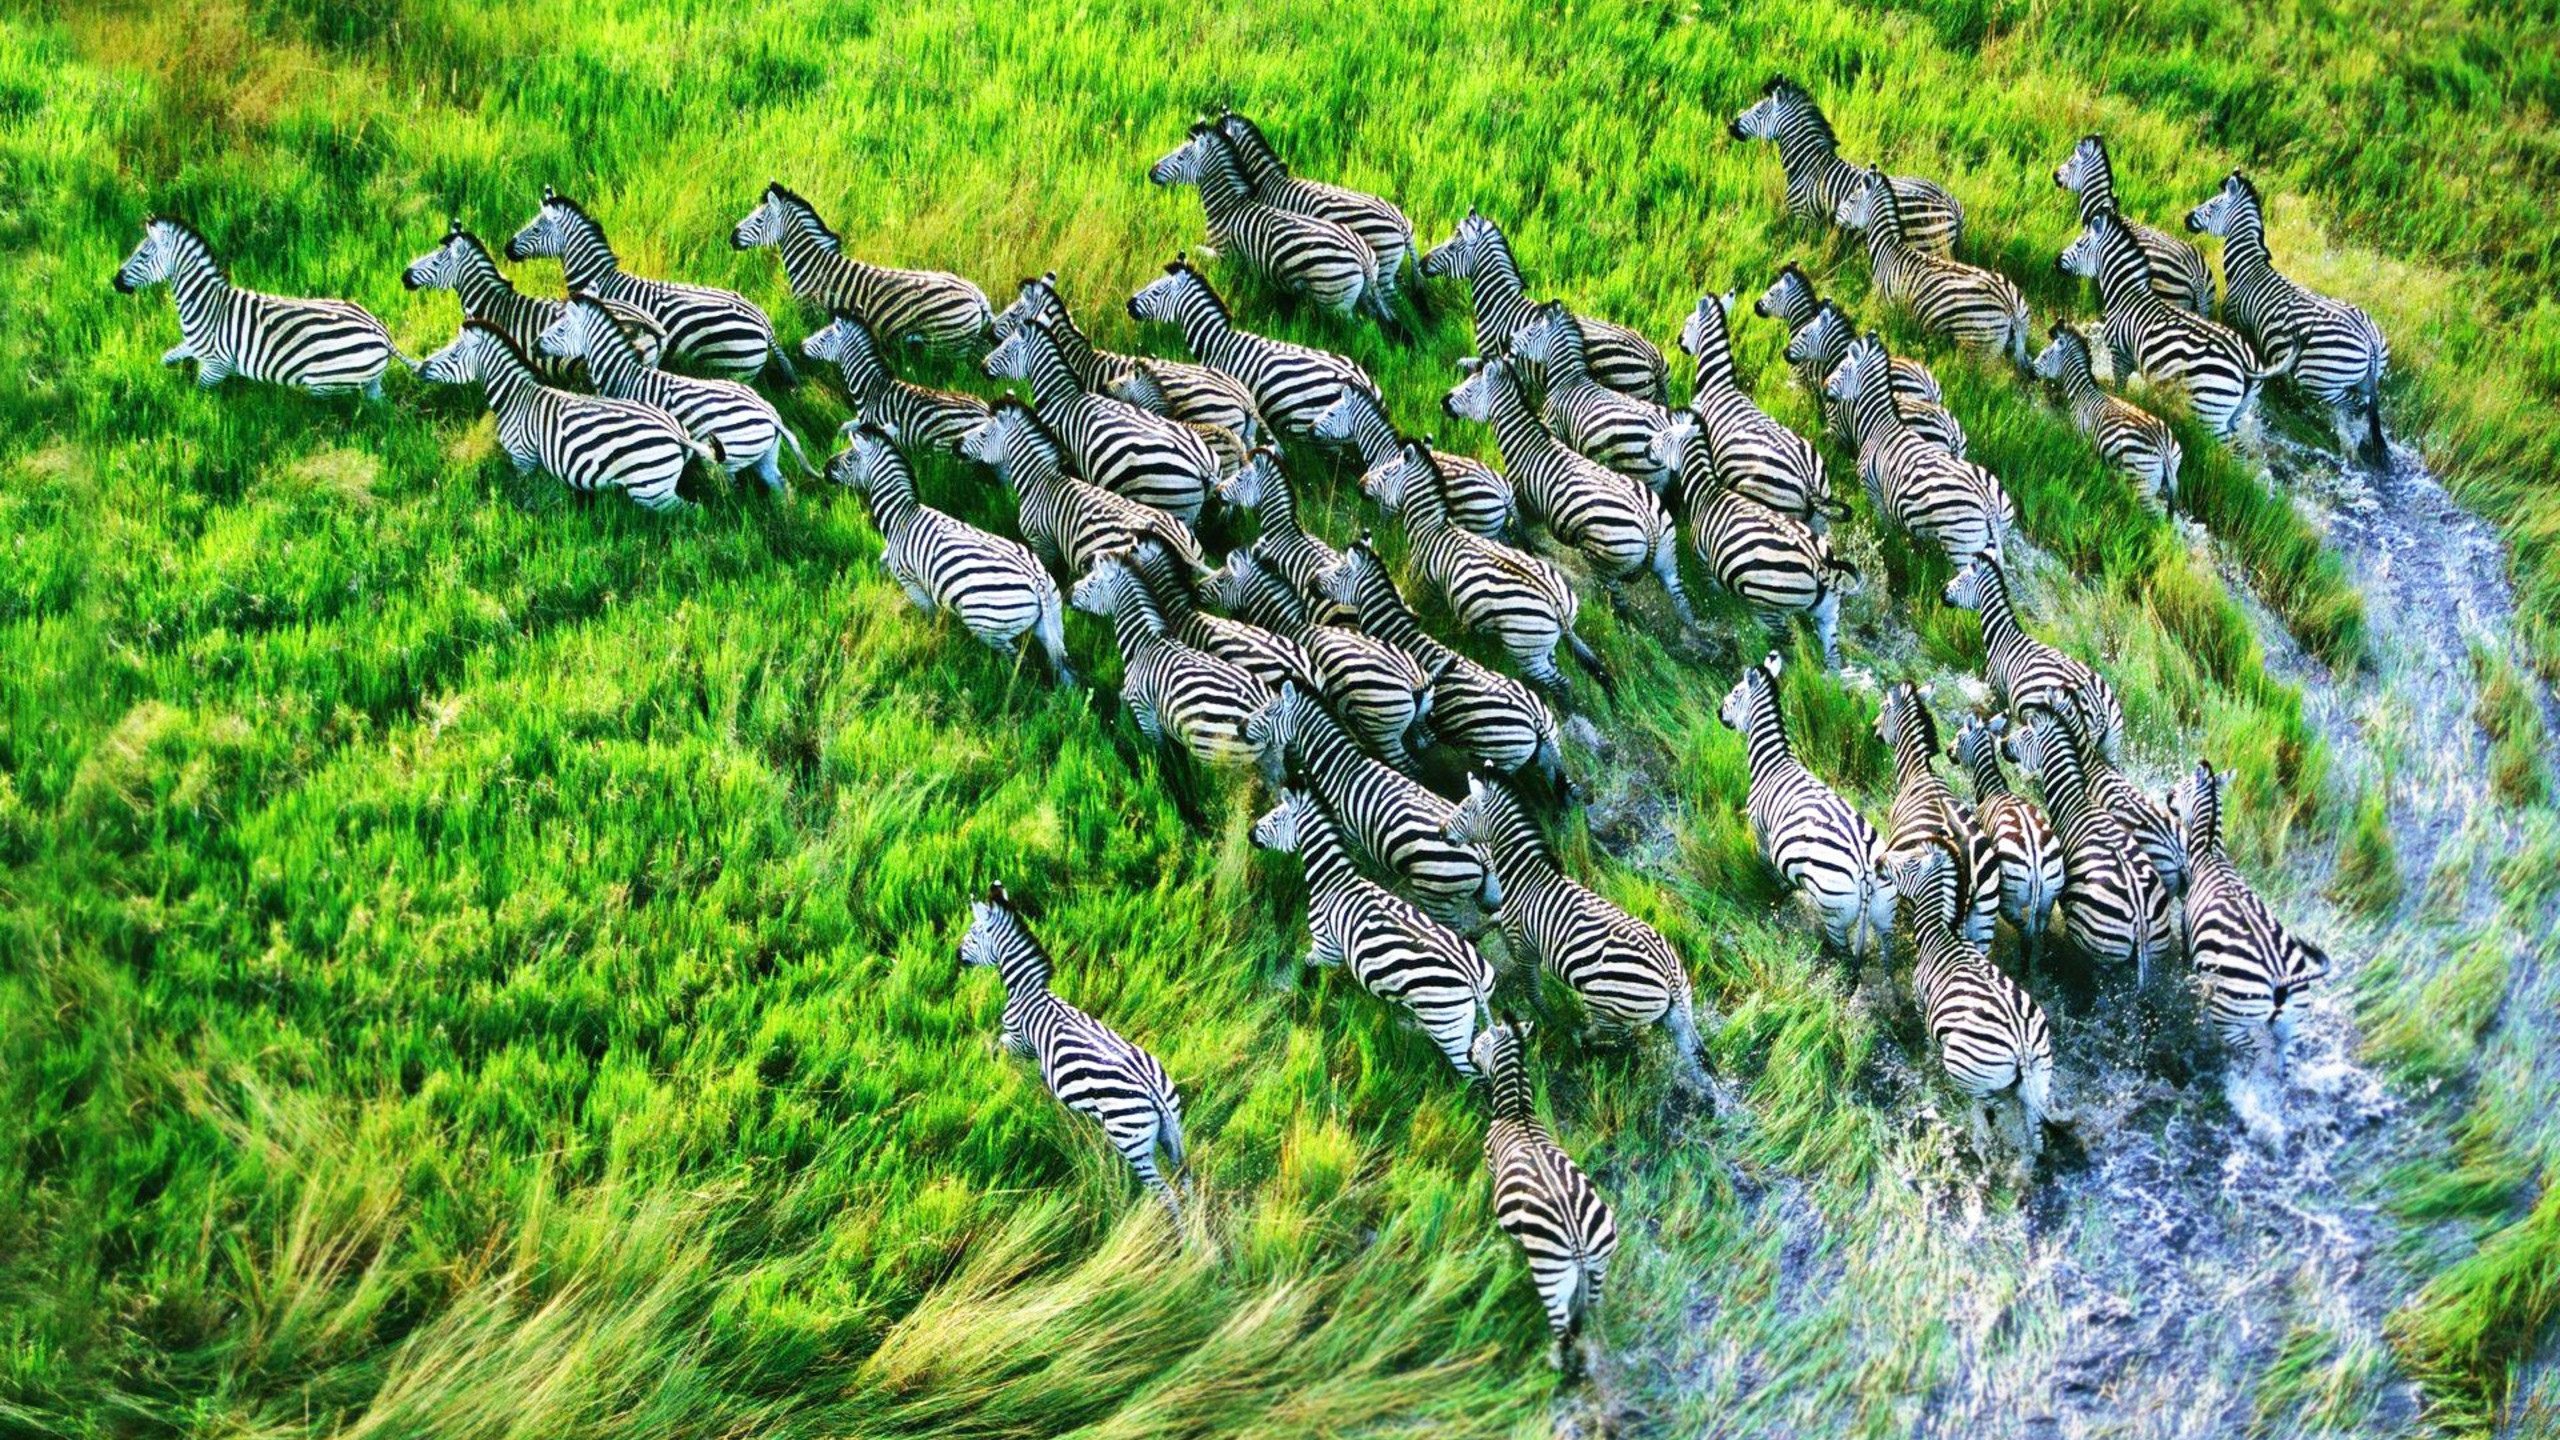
top-left (1784, 301), bottom-right (1852, 373)
top-left (2162, 759), bottom-right (2233, 859)
top-left (1310, 386), bottom-right (1384, 448)
top-left (1873, 681), bottom-right (1942, 766)
top-left (957, 881), bottom-right (1047, 984)
top-left (1449, 773), bottom-right (1540, 871)
top-left (730, 181), bottom-right (823, 251)
top-left (1500, 302), bottom-right (1571, 368)
top-left (1067, 547), bottom-right (1141, 619)
top-left (2054, 135), bottom-right (2110, 197)
top-left (2184, 171), bottom-right (2258, 237)
top-left (1649, 412), bottom-right (1712, 496)
top-left (414, 322), bottom-right (500, 385)
top-left (825, 422), bottom-right (907, 496)
top-left (1417, 208), bottom-right (1495, 281)
top-left (1716, 650), bottom-right (1783, 736)
top-left (1241, 682), bottom-right (1313, 785)
top-left (402, 218), bottom-right (482, 292)
top-left (1213, 109), bottom-right (1289, 189)
top-left (1833, 169), bottom-right (1894, 234)
top-left (1440, 354), bottom-right (1513, 425)
top-left (1466, 1014), bottom-right (1533, 1103)
top-left (2054, 217), bottom-right (2108, 278)
top-left (1728, 76), bottom-right (1806, 142)
top-left (2000, 704), bottom-right (2063, 780)
top-left (1950, 710), bottom-right (2007, 773)
top-left (1754, 262), bottom-right (1817, 326)
top-left (2029, 323), bottom-right (2091, 384)
top-left (533, 293), bottom-right (613, 363)
top-left (803, 312), bottom-right (882, 370)
top-left (113, 217), bottom-right (201, 294)
top-left (992, 272), bottom-right (1066, 340)
top-left (1885, 845), bottom-right (1958, 928)
top-left (1214, 446), bottom-right (1281, 511)
top-left (1675, 290), bottom-right (1739, 362)
top-left (1941, 552), bottom-right (1996, 613)
top-left (1248, 787), bottom-right (1316, 858)
top-left (504, 186), bottom-right (582, 262)
top-left (1821, 333), bottom-right (1887, 411)
top-left (1127, 258), bottom-right (1219, 328)
top-left (980, 321), bottom-right (1038, 382)
top-left (1148, 124), bottom-right (1217, 187)
top-left (958, 398), bottom-right (1054, 479)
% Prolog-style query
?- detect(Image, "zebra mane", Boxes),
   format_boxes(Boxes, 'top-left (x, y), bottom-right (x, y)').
top-left (539, 188), bottom-right (609, 234)
top-left (1765, 76), bottom-right (1836, 148)
top-left (147, 215), bottom-right (222, 269)
top-left (2225, 171), bottom-right (2265, 213)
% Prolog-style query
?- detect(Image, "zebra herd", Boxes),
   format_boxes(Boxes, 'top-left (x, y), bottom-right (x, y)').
top-left (108, 81), bottom-right (2376, 1379)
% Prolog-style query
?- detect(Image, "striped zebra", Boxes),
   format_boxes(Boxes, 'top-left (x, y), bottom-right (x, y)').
top-left (2054, 136), bottom-right (2214, 314)
top-left (1315, 386), bottom-right (1516, 539)
top-left (1218, 448), bottom-right (1348, 621)
top-left (1760, 278), bottom-right (1967, 457)
top-left (2058, 209), bottom-right (2281, 440)
top-left (1251, 787), bottom-right (1495, 1077)
top-left (416, 321), bottom-right (710, 511)
top-left (1202, 549), bottom-right (1437, 772)
top-left (1070, 549), bottom-right (1271, 769)
top-left (831, 424), bottom-right (1073, 685)
top-left (1417, 209), bottom-right (1670, 403)
top-left (2004, 704), bottom-right (2176, 983)
top-left (960, 400), bottom-right (1207, 577)
top-left (1661, 418), bottom-right (1856, 666)
top-left (1838, 171), bottom-right (2030, 364)
top-left (403, 218), bottom-right (666, 387)
top-left (1215, 110), bottom-right (1417, 311)
top-left (1150, 123), bottom-right (1383, 321)
top-left (1828, 336), bottom-right (2015, 563)
top-left (1444, 356), bottom-right (1693, 622)
top-left (1890, 847), bottom-right (2060, 1160)
top-left (1942, 553), bottom-right (2125, 764)
top-left (1876, 682), bottom-right (2002, 948)
top-left (2165, 762), bottom-right (2334, 1067)
top-left (1730, 78), bottom-right (1964, 255)
top-left (2049, 689), bottom-right (2187, 897)
top-left (994, 273), bottom-right (1266, 455)
top-left (1246, 684), bottom-right (1499, 927)
top-left (1674, 289), bottom-right (1841, 529)
top-left (2032, 324), bottom-right (2183, 515)
top-left (507, 187), bottom-right (791, 382)
top-left (729, 181), bottom-right (992, 353)
top-left (539, 295), bottom-right (814, 492)
top-left (1127, 259), bottom-right (1379, 445)
top-left (1471, 1015), bottom-right (1619, 1379)
top-left (115, 217), bottom-right (404, 397)
top-left (2186, 172), bottom-right (2392, 467)
top-left (1950, 713), bottom-right (2065, 961)
top-left (1127, 538), bottom-right (1311, 691)
top-left (959, 883), bottom-right (1186, 1211)
top-left (1449, 776), bottom-right (1708, 1084)
top-left (1323, 541), bottom-right (1568, 792)
top-left (804, 313), bottom-right (990, 455)
top-left (1717, 651), bottom-right (1893, 961)
top-left (984, 317), bottom-right (1217, 526)
top-left (1504, 304), bottom-right (1681, 491)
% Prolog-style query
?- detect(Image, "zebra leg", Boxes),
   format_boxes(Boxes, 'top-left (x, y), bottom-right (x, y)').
top-left (193, 357), bottom-right (233, 388)
top-left (1654, 543), bottom-right (1699, 626)
top-left (1812, 591), bottom-right (1844, 670)
top-left (765, 342), bottom-right (800, 388)
top-left (755, 448), bottom-right (787, 494)
top-left (160, 342), bottom-right (196, 366)
top-left (1563, 631), bottom-right (1617, 700)
top-left (363, 374), bottom-right (385, 401)
top-left (1031, 606), bottom-right (1077, 689)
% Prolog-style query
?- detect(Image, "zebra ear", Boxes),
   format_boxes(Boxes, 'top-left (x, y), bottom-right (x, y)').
top-left (542, 184), bottom-right (558, 200)
top-left (1761, 649), bottom-right (1783, 680)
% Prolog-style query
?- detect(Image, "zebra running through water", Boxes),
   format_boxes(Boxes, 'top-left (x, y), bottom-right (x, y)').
top-left (2049, 689), bottom-right (2188, 898)
top-left (1127, 259), bottom-right (1379, 445)
top-left (1942, 552), bottom-right (2126, 764)
top-left (2004, 703), bottom-right (2176, 983)
top-left (1201, 548), bottom-right (1439, 773)
top-left (1472, 1015), bottom-right (1619, 1380)
top-left (1837, 170), bottom-right (2030, 364)
top-left (2053, 135), bottom-right (2214, 314)
top-left (508, 186), bottom-right (792, 382)
top-left (1417, 208), bottom-right (1670, 403)
top-left (1890, 847), bottom-right (2061, 1161)
top-left (1504, 303), bottom-right (1682, 491)
top-left (1718, 652), bottom-right (1893, 962)
top-left (1150, 123), bottom-right (1384, 321)
top-left (403, 218), bottom-right (666, 387)
top-left (1655, 417), bottom-right (1856, 666)
top-left (539, 295), bottom-right (814, 491)
top-left (1758, 274), bottom-right (1967, 457)
top-left (1315, 385), bottom-right (1516, 540)
top-left (1828, 335), bottom-right (2015, 564)
top-left (2058, 209), bottom-right (2281, 441)
top-left (1675, 288), bottom-right (1841, 529)
top-left (2165, 762), bottom-right (2334, 1071)
top-left (1876, 682), bottom-right (2002, 948)
top-left (2186, 172), bottom-right (2392, 468)
top-left (416, 321), bottom-right (711, 511)
top-left (2032, 324), bottom-right (2183, 515)
top-left (114, 217), bottom-right (405, 396)
top-left (803, 312), bottom-right (991, 456)
top-left (1214, 110), bottom-right (1417, 313)
top-left (984, 316), bottom-right (1218, 526)
top-left (1218, 448), bottom-right (1349, 621)
top-left (1730, 77), bottom-right (1964, 255)
top-left (959, 399), bottom-right (1207, 578)
top-left (959, 883), bottom-right (1186, 1212)
top-left (993, 273), bottom-right (1266, 457)
top-left (729, 181), bottom-right (992, 353)
top-left (1069, 548), bottom-right (1272, 771)
top-left (1950, 712), bottom-right (2065, 962)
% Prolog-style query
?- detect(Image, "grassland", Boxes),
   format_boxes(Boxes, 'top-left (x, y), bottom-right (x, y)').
top-left (2, 1), bottom-right (2554, 1436)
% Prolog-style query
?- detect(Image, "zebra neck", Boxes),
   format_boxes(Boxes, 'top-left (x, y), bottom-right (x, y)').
top-left (1042, 318), bottom-right (1115, 392)
top-left (834, 346), bottom-right (890, 403)
top-left (1169, 294), bottom-right (1231, 363)
top-left (2097, 242), bottom-right (2158, 311)
top-left (1252, 484), bottom-right (1306, 543)
top-left (1689, 323), bottom-right (1740, 392)
top-left (167, 261), bottom-right (234, 346)
top-left (2056, 361), bottom-right (2104, 409)
top-left (861, 479), bottom-right (922, 543)
top-left (1846, 379), bottom-right (1904, 445)
top-left (1743, 698), bottom-right (1800, 780)
top-left (780, 222), bottom-right (859, 299)
top-left (1296, 815), bottom-right (1362, 894)
top-left (1892, 735), bottom-right (1937, 791)
top-left (580, 331), bottom-right (651, 395)
top-left (1343, 398), bottom-right (1397, 464)
top-left (994, 950), bottom-right (1055, 1007)
top-left (1962, 748), bottom-right (2011, 800)
top-left (1291, 710), bottom-right (1362, 777)
top-left (2072, 170), bottom-right (2118, 226)
top-left (2219, 211), bottom-right (2274, 281)
top-left (481, 358), bottom-right (543, 413)
top-left (451, 257), bottom-right (528, 320)
top-left (558, 225), bottom-right (624, 292)
top-left (1019, 339), bottom-right (1086, 407)
top-left (1350, 576), bottom-right (1426, 650)
top-left (1488, 1071), bottom-right (1536, 1123)
top-left (1484, 387), bottom-right (1553, 467)
top-left (2037, 745), bottom-right (2091, 822)
top-left (1972, 574), bottom-right (2026, 653)
top-left (1106, 587), bottom-right (1167, 654)
top-left (1462, 245), bottom-right (1529, 328)
top-left (1774, 120), bottom-right (1845, 194)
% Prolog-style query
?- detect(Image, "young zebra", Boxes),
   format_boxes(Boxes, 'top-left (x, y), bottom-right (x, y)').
top-left (1891, 847), bottom-right (2060, 1160)
top-left (1661, 418), bottom-right (1856, 666)
top-left (539, 295), bottom-right (813, 492)
top-left (1252, 786), bottom-right (1494, 1077)
top-left (1417, 209), bottom-right (1670, 403)
top-left (1761, 281), bottom-right (1967, 457)
top-left (2004, 705), bottom-right (2176, 983)
top-left (1127, 259), bottom-right (1379, 445)
top-left (416, 321), bottom-right (710, 511)
top-left (2166, 762), bottom-right (2334, 1068)
top-left (1247, 684), bottom-right (1500, 927)
top-left (729, 181), bottom-right (992, 353)
top-left (1203, 549), bottom-right (1437, 772)
top-left (2031, 324), bottom-right (2183, 515)
top-left (803, 313), bottom-right (990, 456)
top-left (1150, 124), bottom-right (1383, 321)
top-left (1070, 550), bottom-right (1271, 768)
top-left (1730, 78), bottom-right (1964, 255)
top-left (1471, 1015), bottom-right (1619, 1379)
top-left (1217, 448), bottom-right (1348, 620)
top-left (831, 424), bottom-right (1073, 686)
top-left (2058, 210), bottom-right (2281, 441)
top-left (1315, 386), bottom-right (1516, 540)
top-left (2186, 172), bottom-right (2392, 468)
top-left (114, 217), bottom-right (405, 397)
top-left (1128, 538), bottom-right (1310, 691)
top-left (994, 273), bottom-right (1266, 453)
top-left (1675, 289), bottom-right (1841, 529)
top-left (984, 317), bottom-right (1217, 526)
top-left (507, 187), bottom-right (791, 382)
top-left (1875, 682), bottom-right (2002, 948)
top-left (1444, 356), bottom-right (1693, 622)
top-left (1215, 110), bottom-right (1417, 311)
top-left (2053, 136), bottom-right (2214, 315)
top-left (1717, 652), bottom-right (1893, 961)
top-left (1950, 712), bottom-right (2065, 961)
top-left (1504, 304), bottom-right (1682, 492)
top-left (1828, 336), bottom-right (2015, 564)
top-left (959, 883), bottom-right (1186, 1211)
top-left (1838, 171), bottom-right (2031, 365)
top-left (403, 218), bottom-right (667, 387)
top-left (959, 400), bottom-right (1206, 577)
top-left (1942, 553), bottom-right (2126, 764)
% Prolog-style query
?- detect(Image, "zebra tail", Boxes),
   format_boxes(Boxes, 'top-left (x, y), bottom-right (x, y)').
top-left (780, 424), bottom-right (822, 480)
top-left (1156, 1093), bottom-right (1188, 1175)
top-left (1565, 630), bottom-right (1617, 700)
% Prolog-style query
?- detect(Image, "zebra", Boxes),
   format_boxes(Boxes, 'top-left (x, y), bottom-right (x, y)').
top-left (1417, 208), bottom-right (1670, 403)
top-left (2003, 704), bottom-right (2176, 983)
top-left (403, 217), bottom-right (667, 387)
top-left (1323, 540), bottom-right (1567, 792)
top-left (2186, 172), bottom-right (2392, 468)
top-left (1659, 418), bottom-right (1856, 666)
top-left (1950, 712), bottom-right (2065, 961)
top-left (2031, 324), bottom-right (2183, 515)
top-left (415, 321), bottom-right (711, 511)
top-left (960, 400), bottom-right (1207, 577)
top-left (1674, 288), bottom-right (1841, 529)
top-left (1217, 448), bottom-right (1348, 621)
top-left (1717, 651), bottom-right (1893, 961)
top-left (1202, 548), bottom-right (1438, 772)
top-left (1837, 171), bottom-right (2030, 365)
top-left (1150, 123), bottom-right (1383, 321)
top-left (1827, 336), bottom-right (2015, 564)
top-left (1504, 303), bottom-right (1681, 491)
top-left (1760, 280), bottom-right (1967, 457)
top-left (959, 882), bottom-right (1186, 1211)
top-left (1471, 1015), bottom-right (1619, 1379)
top-left (803, 312), bottom-right (990, 455)
top-left (2165, 761), bottom-right (2334, 1068)
top-left (1246, 684), bottom-right (1499, 927)
top-left (2048, 689), bottom-right (2187, 897)
top-left (994, 273), bottom-right (1266, 455)
top-left (1128, 537), bottom-right (1312, 691)
top-left (729, 181), bottom-right (992, 353)
top-left (507, 186), bottom-right (791, 382)
top-left (1251, 786), bottom-right (1495, 1077)
top-left (1443, 355), bottom-right (1693, 622)
top-left (1875, 681), bottom-right (2002, 948)
top-left (1942, 552), bottom-right (2126, 764)
top-left (1070, 549), bottom-right (1271, 769)
top-left (984, 316), bottom-right (1217, 526)
top-left (1889, 847), bottom-right (2060, 1160)
top-left (830, 424), bottom-right (1073, 685)
top-left (1730, 77), bottom-right (1963, 255)
top-left (1215, 109), bottom-right (1417, 311)
top-left (2058, 209), bottom-right (2281, 441)
top-left (1127, 259), bottom-right (1379, 445)
top-left (538, 295), bottom-right (813, 492)
top-left (114, 217), bottom-right (404, 397)
top-left (1315, 386), bottom-right (1516, 540)
top-left (2054, 136), bottom-right (2214, 315)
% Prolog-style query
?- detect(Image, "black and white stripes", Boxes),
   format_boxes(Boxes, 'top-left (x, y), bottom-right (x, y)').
top-left (117, 218), bottom-right (404, 397)
top-left (1473, 1016), bottom-right (1618, 1377)
top-left (416, 320), bottom-right (711, 511)
top-left (731, 181), bottom-right (993, 353)
top-left (509, 187), bottom-right (792, 382)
